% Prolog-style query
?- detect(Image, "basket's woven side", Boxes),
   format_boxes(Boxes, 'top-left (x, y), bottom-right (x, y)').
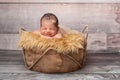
top-left (30, 49), bottom-right (63, 73)
top-left (23, 48), bottom-right (86, 73)
top-left (24, 50), bottom-right (35, 67)
top-left (68, 49), bottom-right (85, 65)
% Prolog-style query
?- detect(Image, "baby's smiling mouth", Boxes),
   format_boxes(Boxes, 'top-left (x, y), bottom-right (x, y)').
top-left (44, 33), bottom-right (53, 37)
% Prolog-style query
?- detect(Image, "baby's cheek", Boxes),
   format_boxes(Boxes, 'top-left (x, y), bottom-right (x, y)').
top-left (41, 30), bottom-right (46, 33)
top-left (53, 30), bottom-right (58, 34)
top-left (41, 32), bottom-right (46, 35)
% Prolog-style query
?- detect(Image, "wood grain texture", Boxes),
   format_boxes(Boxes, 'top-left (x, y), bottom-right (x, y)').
top-left (0, 50), bottom-right (120, 80)
top-left (1, 33), bottom-right (120, 53)
top-left (107, 33), bottom-right (120, 47)
top-left (0, 73), bottom-right (120, 80)
top-left (0, 34), bottom-right (20, 50)
top-left (0, 3), bottom-right (120, 33)
top-left (0, 0), bottom-right (120, 3)
top-left (0, 33), bottom-right (107, 52)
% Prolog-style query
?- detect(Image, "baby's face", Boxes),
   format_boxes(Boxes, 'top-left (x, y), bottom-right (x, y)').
top-left (40, 21), bottom-right (58, 37)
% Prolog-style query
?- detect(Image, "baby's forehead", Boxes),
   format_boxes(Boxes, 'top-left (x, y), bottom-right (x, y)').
top-left (42, 19), bottom-right (56, 24)
top-left (41, 20), bottom-right (55, 25)
top-left (41, 23), bottom-right (56, 28)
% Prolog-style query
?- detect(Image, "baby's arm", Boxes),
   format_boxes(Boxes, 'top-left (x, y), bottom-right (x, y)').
top-left (33, 30), bottom-right (62, 39)
top-left (33, 30), bottom-right (40, 35)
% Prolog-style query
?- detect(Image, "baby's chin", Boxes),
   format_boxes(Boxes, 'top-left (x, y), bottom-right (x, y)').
top-left (40, 34), bottom-right (54, 39)
top-left (44, 34), bottom-right (54, 37)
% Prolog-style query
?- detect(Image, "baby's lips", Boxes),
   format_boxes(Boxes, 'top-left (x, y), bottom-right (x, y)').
top-left (44, 33), bottom-right (53, 37)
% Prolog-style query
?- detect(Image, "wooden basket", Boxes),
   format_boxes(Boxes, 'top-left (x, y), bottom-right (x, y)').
top-left (19, 27), bottom-right (88, 73)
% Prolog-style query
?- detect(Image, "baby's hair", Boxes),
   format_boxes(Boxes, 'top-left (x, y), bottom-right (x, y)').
top-left (40, 13), bottom-right (59, 30)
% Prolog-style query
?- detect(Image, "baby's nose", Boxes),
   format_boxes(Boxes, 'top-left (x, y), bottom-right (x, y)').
top-left (46, 29), bottom-right (51, 32)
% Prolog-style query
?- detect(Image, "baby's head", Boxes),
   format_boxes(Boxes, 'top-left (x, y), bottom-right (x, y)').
top-left (40, 13), bottom-right (59, 37)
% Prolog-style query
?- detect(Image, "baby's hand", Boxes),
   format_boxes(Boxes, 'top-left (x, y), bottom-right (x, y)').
top-left (53, 33), bottom-right (62, 38)
top-left (40, 35), bottom-right (53, 39)
top-left (40, 33), bottom-right (63, 39)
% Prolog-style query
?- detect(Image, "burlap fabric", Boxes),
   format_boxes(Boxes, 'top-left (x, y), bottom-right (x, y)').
top-left (18, 27), bottom-right (88, 73)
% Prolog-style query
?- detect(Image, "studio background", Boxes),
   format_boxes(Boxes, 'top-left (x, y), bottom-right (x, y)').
top-left (0, 0), bottom-right (120, 53)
